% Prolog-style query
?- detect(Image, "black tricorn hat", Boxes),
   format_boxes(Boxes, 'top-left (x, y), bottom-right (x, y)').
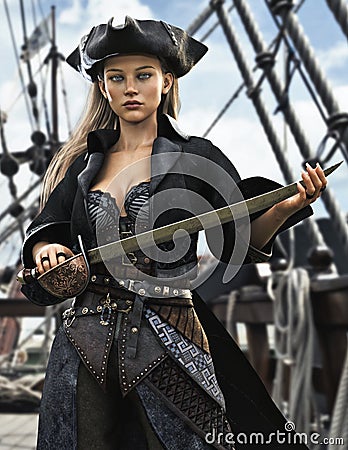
top-left (66, 16), bottom-right (208, 82)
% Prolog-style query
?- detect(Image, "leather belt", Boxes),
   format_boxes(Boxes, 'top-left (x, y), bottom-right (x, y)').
top-left (117, 279), bottom-right (192, 299)
top-left (87, 273), bottom-right (192, 299)
top-left (63, 299), bottom-right (134, 319)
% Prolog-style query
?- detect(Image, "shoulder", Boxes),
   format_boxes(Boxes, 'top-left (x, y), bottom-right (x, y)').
top-left (183, 136), bottom-right (240, 181)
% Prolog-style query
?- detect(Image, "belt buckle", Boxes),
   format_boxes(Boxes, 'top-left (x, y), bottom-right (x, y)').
top-left (62, 307), bottom-right (76, 327)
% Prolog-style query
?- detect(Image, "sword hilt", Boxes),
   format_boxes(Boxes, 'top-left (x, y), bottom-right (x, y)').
top-left (17, 267), bottom-right (39, 285)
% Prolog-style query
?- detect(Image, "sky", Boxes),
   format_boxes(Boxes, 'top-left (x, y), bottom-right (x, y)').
top-left (1, 0), bottom-right (348, 275)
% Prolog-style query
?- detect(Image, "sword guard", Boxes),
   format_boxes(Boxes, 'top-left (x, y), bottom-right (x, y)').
top-left (17, 235), bottom-right (90, 299)
top-left (37, 253), bottom-right (89, 299)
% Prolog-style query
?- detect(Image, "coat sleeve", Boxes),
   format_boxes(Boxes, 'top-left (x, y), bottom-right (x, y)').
top-left (21, 154), bottom-right (85, 268)
top-left (203, 142), bottom-right (313, 264)
top-left (20, 154), bottom-right (86, 306)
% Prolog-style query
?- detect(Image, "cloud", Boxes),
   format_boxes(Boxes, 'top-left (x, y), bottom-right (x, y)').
top-left (58, 0), bottom-right (153, 27)
top-left (318, 41), bottom-right (348, 72)
top-left (58, 0), bottom-right (85, 25)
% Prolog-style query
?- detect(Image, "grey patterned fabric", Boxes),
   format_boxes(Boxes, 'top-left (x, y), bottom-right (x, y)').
top-left (144, 306), bottom-right (226, 409)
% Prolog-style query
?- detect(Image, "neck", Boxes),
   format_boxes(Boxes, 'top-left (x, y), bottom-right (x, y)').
top-left (115, 115), bottom-right (158, 152)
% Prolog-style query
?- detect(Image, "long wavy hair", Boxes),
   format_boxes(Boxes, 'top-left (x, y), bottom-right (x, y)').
top-left (40, 60), bottom-right (180, 207)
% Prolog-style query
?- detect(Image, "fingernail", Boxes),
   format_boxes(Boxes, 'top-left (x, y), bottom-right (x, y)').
top-left (306, 162), bottom-right (312, 169)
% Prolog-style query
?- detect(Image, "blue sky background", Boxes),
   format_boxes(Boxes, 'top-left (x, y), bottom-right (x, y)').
top-left (1, 0), bottom-right (348, 273)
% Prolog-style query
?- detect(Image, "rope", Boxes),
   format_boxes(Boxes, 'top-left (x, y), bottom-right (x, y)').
top-left (3, 0), bottom-right (34, 130)
top-left (325, 0), bottom-right (348, 40)
top-left (186, 3), bottom-right (215, 35)
top-left (329, 334), bottom-right (348, 450)
top-left (270, 1), bottom-right (340, 115)
top-left (226, 290), bottom-right (238, 339)
top-left (19, 0), bottom-right (40, 128)
top-left (229, 0), bottom-right (348, 261)
top-left (203, 81), bottom-right (245, 137)
top-left (270, 267), bottom-right (322, 438)
top-left (0, 373), bottom-right (42, 405)
top-left (199, 3), bottom-right (235, 41)
top-left (266, 1), bottom-right (348, 167)
top-left (210, 0), bottom-right (330, 255)
top-left (58, 61), bottom-right (72, 135)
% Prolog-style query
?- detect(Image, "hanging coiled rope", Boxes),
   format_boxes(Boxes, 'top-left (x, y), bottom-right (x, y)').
top-left (227, 0), bottom-right (348, 261)
top-left (325, 0), bottom-right (348, 41)
top-left (328, 335), bottom-right (348, 450)
top-left (269, 265), bottom-right (322, 440)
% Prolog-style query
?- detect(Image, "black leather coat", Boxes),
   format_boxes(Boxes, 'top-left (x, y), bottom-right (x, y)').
top-left (21, 115), bottom-right (311, 449)
top-left (21, 114), bottom-right (312, 299)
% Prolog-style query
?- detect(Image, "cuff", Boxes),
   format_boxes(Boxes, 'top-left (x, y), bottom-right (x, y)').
top-left (22, 221), bottom-right (71, 268)
top-left (246, 244), bottom-right (272, 264)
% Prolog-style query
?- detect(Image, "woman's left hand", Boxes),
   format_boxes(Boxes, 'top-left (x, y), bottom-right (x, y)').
top-left (274, 162), bottom-right (327, 218)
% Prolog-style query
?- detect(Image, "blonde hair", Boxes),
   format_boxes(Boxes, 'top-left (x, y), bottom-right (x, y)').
top-left (40, 68), bottom-right (179, 207)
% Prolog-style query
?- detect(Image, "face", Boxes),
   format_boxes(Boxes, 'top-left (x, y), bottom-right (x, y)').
top-left (98, 54), bottom-right (173, 125)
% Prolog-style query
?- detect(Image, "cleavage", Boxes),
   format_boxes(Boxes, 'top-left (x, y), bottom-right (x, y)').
top-left (90, 179), bottom-right (150, 217)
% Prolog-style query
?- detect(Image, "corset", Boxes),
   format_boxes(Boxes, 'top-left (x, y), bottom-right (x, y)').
top-left (87, 180), bottom-right (150, 239)
top-left (87, 181), bottom-right (153, 275)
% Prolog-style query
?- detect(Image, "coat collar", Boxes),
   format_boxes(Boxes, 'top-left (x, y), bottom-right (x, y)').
top-left (79, 115), bottom-right (189, 196)
top-left (85, 114), bottom-right (189, 156)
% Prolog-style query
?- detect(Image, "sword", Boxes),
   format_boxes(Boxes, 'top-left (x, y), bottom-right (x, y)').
top-left (17, 161), bottom-right (342, 298)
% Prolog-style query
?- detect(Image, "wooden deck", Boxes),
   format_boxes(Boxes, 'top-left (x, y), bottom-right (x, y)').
top-left (0, 413), bottom-right (38, 449)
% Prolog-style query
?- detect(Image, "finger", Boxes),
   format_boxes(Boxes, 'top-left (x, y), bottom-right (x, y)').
top-left (315, 163), bottom-right (328, 192)
top-left (40, 254), bottom-right (51, 272)
top-left (35, 253), bottom-right (45, 275)
top-left (295, 181), bottom-right (307, 203)
top-left (301, 171), bottom-right (315, 199)
top-left (306, 162), bottom-right (323, 192)
top-left (56, 249), bottom-right (67, 264)
top-left (47, 247), bottom-right (61, 269)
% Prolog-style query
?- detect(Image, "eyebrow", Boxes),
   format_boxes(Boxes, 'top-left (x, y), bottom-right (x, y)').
top-left (105, 65), bottom-right (156, 73)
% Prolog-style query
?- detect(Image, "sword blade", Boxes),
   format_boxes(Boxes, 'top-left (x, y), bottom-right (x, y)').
top-left (88, 161), bottom-right (342, 264)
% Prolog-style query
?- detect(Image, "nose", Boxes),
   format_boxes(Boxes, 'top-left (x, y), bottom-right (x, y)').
top-left (124, 78), bottom-right (138, 96)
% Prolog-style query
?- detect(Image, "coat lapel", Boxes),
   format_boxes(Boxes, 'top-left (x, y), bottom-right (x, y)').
top-left (77, 129), bottom-right (119, 197)
top-left (150, 136), bottom-right (183, 195)
top-left (78, 152), bottom-right (105, 197)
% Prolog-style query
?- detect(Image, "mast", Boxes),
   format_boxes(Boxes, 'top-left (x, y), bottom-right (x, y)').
top-left (50, 6), bottom-right (59, 147)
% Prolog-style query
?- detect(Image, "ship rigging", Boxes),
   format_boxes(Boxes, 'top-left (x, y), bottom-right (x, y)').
top-left (0, 1), bottom-right (348, 448)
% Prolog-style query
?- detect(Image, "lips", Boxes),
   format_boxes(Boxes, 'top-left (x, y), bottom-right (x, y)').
top-left (123, 100), bottom-right (142, 106)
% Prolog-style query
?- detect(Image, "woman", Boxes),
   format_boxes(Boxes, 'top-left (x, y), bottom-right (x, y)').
top-left (21, 17), bottom-right (326, 450)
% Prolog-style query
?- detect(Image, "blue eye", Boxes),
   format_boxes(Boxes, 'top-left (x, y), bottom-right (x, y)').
top-left (138, 73), bottom-right (151, 80)
top-left (110, 74), bottom-right (123, 82)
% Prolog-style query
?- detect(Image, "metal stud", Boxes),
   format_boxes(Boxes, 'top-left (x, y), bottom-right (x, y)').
top-left (91, 275), bottom-right (97, 282)
top-left (138, 288), bottom-right (146, 296)
top-left (104, 277), bottom-right (110, 284)
top-left (154, 286), bottom-right (161, 293)
top-left (82, 307), bottom-right (88, 314)
top-left (131, 327), bottom-right (138, 334)
top-left (119, 280), bottom-right (125, 286)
